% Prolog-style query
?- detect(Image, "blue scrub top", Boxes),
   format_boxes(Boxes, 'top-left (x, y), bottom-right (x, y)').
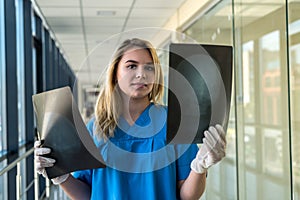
top-left (73, 103), bottom-right (198, 200)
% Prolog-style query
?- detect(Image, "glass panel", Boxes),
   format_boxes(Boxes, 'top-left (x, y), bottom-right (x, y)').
top-left (0, 0), bottom-right (5, 152)
top-left (0, 0), bottom-right (7, 199)
top-left (15, 0), bottom-right (27, 199)
top-left (244, 126), bottom-right (256, 167)
top-left (183, 0), bottom-right (236, 199)
top-left (183, 1), bottom-right (232, 45)
top-left (243, 41), bottom-right (255, 124)
top-left (288, 0), bottom-right (300, 199)
top-left (262, 128), bottom-right (283, 175)
top-left (32, 11), bottom-right (37, 95)
top-left (15, 0), bottom-right (25, 144)
top-left (158, 44), bottom-right (170, 105)
top-left (234, 0), bottom-right (290, 199)
top-left (259, 31), bottom-right (281, 126)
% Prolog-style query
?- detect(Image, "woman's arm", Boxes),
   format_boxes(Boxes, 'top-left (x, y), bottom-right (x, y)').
top-left (34, 141), bottom-right (91, 200)
top-left (60, 175), bottom-right (91, 200)
top-left (178, 171), bottom-right (206, 200)
top-left (178, 124), bottom-right (226, 199)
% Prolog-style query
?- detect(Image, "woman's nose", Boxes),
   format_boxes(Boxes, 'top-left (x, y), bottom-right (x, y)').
top-left (135, 68), bottom-right (146, 79)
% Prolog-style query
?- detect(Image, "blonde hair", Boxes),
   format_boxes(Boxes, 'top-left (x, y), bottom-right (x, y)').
top-left (95, 38), bottom-right (164, 139)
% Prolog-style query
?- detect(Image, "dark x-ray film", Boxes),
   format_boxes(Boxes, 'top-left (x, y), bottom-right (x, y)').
top-left (32, 87), bottom-right (105, 179)
top-left (167, 43), bottom-right (233, 144)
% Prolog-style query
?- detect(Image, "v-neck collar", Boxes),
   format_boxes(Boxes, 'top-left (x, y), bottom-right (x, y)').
top-left (118, 103), bottom-right (153, 131)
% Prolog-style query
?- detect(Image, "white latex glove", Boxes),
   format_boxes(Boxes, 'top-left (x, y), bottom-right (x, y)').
top-left (34, 140), bottom-right (69, 185)
top-left (191, 124), bottom-right (226, 174)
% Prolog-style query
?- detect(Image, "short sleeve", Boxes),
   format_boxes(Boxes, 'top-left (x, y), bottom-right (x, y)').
top-left (86, 117), bottom-right (96, 135)
top-left (176, 144), bottom-right (198, 181)
top-left (72, 169), bottom-right (93, 185)
top-left (71, 118), bottom-right (96, 185)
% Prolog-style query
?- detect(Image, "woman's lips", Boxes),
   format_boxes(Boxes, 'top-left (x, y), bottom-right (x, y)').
top-left (131, 83), bottom-right (148, 89)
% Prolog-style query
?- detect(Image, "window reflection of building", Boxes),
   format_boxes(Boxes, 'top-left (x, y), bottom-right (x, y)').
top-left (243, 41), bottom-right (255, 124)
top-left (181, 1), bottom-right (300, 198)
top-left (260, 31), bottom-right (281, 127)
top-left (82, 88), bottom-right (99, 123)
top-left (290, 31), bottom-right (300, 190)
top-left (261, 69), bottom-right (281, 125)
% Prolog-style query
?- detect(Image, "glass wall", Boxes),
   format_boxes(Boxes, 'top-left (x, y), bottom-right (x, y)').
top-left (183, 1), bottom-right (237, 199)
top-left (15, 0), bottom-right (26, 144)
top-left (234, 1), bottom-right (291, 199)
top-left (0, 0), bottom-right (7, 199)
top-left (288, 1), bottom-right (300, 199)
top-left (0, 0), bottom-right (5, 153)
top-left (0, 0), bottom-right (76, 198)
top-left (183, 0), bottom-right (299, 199)
top-left (15, 0), bottom-right (28, 198)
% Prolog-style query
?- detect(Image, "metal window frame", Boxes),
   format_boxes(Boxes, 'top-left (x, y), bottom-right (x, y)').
top-left (23, 0), bottom-right (34, 198)
top-left (4, 0), bottom-right (19, 199)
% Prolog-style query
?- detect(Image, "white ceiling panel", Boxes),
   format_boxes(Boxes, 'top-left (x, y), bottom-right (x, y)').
top-left (63, 48), bottom-right (86, 55)
top-left (81, 0), bottom-right (134, 8)
top-left (47, 17), bottom-right (82, 26)
top-left (67, 52), bottom-right (86, 59)
top-left (38, 7), bottom-right (81, 17)
top-left (84, 26), bottom-right (122, 34)
top-left (55, 34), bottom-right (83, 42)
top-left (126, 18), bottom-right (168, 27)
top-left (82, 8), bottom-right (129, 17)
top-left (118, 28), bottom-right (161, 41)
top-left (134, 0), bottom-right (185, 8)
top-left (51, 26), bottom-right (82, 34)
top-left (36, 0), bottom-right (80, 7)
top-left (86, 34), bottom-right (121, 44)
top-left (83, 18), bottom-right (125, 26)
top-left (130, 8), bottom-right (175, 18)
top-left (60, 40), bottom-right (85, 45)
top-left (34, 0), bottom-right (190, 88)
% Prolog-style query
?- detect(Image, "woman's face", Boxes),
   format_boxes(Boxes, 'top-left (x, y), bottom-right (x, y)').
top-left (116, 47), bottom-right (155, 101)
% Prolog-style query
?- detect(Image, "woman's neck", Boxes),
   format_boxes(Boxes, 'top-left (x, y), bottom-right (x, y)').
top-left (122, 97), bottom-right (150, 125)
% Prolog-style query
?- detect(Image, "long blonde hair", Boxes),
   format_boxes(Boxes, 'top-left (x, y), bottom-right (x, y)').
top-left (94, 38), bottom-right (164, 139)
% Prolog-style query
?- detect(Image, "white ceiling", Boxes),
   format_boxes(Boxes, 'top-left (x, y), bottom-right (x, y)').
top-left (34, 0), bottom-right (188, 88)
top-left (34, 0), bottom-right (287, 89)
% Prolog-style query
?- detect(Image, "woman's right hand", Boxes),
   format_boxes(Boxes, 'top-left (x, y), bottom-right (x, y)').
top-left (34, 140), bottom-right (55, 178)
top-left (34, 140), bottom-right (70, 185)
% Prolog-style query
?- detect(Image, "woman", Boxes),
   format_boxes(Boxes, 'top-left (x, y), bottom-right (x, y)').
top-left (35, 38), bottom-right (226, 200)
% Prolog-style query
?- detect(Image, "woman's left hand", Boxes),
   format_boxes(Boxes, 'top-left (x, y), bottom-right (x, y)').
top-left (190, 124), bottom-right (227, 174)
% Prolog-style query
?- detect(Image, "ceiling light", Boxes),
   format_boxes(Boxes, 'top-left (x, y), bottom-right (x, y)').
top-left (96, 10), bottom-right (116, 16)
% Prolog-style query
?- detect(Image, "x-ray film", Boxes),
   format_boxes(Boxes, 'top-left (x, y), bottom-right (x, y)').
top-left (32, 87), bottom-right (105, 179)
top-left (167, 43), bottom-right (233, 144)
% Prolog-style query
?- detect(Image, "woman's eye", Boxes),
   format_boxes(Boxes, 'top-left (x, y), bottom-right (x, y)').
top-left (127, 64), bottom-right (137, 69)
top-left (145, 65), bottom-right (155, 71)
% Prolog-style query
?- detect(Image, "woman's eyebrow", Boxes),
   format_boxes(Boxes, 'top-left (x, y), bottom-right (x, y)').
top-left (125, 60), bottom-right (154, 65)
top-left (125, 60), bottom-right (138, 63)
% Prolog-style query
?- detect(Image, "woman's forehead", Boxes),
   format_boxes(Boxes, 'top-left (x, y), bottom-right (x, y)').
top-left (120, 47), bottom-right (152, 62)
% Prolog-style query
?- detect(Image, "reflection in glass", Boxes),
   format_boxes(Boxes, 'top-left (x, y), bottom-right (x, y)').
top-left (182, 2), bottom-right (232, 45)
top-left (15, 0), bottom-right (25, 144)
top-left (243, 41), bottom-right (255, 123)
top-left (244, 126), bottom-right (256, 167)
top-left (262, 128), bottom-right (283, 176)
top-left (0, 0), bottom-right (4, 153)
top-left (183, 1), bottom-right (236, 199)
top-left (260, 31), bottom-right (281, 126)
top-left (15, 0), bottom-right (27, 198)
top-left (235, 0), bottom-right (290, 199)
top-left (288, 0), bottom-right (300, 198)
top-left (0, 1), bottom-right (6, 200)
